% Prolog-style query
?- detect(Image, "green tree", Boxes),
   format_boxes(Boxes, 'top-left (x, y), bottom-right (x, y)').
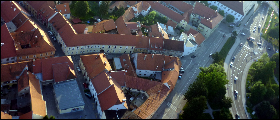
top-left (271, 53), bottom-right (279, 69)
top-left (271, 84), bottom-right (279, 97)
top-left (256, 101), bottom-right (276, 119)
top-left (232, 31), bottom-right (237, 37)
top-left (99, 1), bottom-right (110, 18)
top-left (115, 7), bottom-right (125, 18)
top-left (49, 116), bottom-right (55, 119)
top-left (199, 1), bottom-right (209, 7)
top-left (264, 86), bottom-right (275, 101)
top-left (218, 107), bottom-right (233, 119)
top-left (43, 115), bottom-right (55, 119)
top-left (71, 1), bottom-right (90, 19)
top-left (180, 29), bottom-right (184, 33)
top-left (210, 5), bottom-right (218, 11)
top-left (226, 14), bottom-right (235, 23)
top-left (184, 79), bottom-right (208, 101)
top-left (219, 10), bottom-right (225, 17)
top-left (250, 81), bottom-right (267, 105)
top-left (146, 11), bottom-right (156, 25)
top-left (221, 96), bottom-right (233, 108)
top-left (268, 26), bottom-right (279, 39)
top-left (180, 96), bottom-right (207, 119)
top-left (211, 52), bottom-right (222, 64)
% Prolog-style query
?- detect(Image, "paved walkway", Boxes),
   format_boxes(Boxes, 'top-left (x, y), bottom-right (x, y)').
top-left (203, 101), bottom-right (221, 119)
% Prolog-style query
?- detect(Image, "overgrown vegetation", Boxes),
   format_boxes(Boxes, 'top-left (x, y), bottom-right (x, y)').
top-left (262, 7), bottom-right (279, 49)
top-left (130, 11), bottom-right (168, 26)
top-left (246, 53), bottom-right (279, 119)
top-left (226, 14), bottom-right (235, 23)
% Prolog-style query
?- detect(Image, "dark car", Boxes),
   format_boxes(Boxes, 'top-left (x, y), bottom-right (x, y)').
top-left (232, 56), bottom-right (235, 61)
top-left (178, 74), bottom-right (182, 79)
top-left (180, 70), bottom-right (184, 73)
top-left (191, 55), bottom-right (196, 58)
top-left (235, 114), bottom-right (240, 119)
top-left (85, 93), bottom-right (92, 98)
top-left (247, 37), bottom-right (250, 40)
top-left (83, 83), bottom-right (88, 89)
top-left (234, 90), bottom-right (238, 98)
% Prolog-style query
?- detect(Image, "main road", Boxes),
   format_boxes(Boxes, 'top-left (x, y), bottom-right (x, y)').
top-left (226, 3), bottom-right (278, 119)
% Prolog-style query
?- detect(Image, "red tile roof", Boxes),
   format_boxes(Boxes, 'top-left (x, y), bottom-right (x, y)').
top-left (115, 16), bottom-right (132, 35)
top-left (166, 20), bottom-right (177, 28)
top-left (32, 56), bottom-right (74, 81)
top-left (58, 22), bottom-right (77, 42)
top-left (92, 19), bottom-right (116, 33)
top-left (80, 53), bottom-right (112, 79)
top-left (72, 24), bottom-right (86, 34)
top-left (109, 1), bottom-right (127, 9)
top-left (53, 63), bottom-right (76, 83)
top-left (126, 1), bottom-right (138, 6)
top-left (109, 71), bottom-right (127, 86)
top-left (186, 28), bottom-right (205, 45)
top-left (55, 3), bottom-right (70, 14)
top-left (1, 24), bottom-right (17, 59)
top-left (1, 1), bottom-right (21, 22)
top-left (17, 70), bottom-right (29, 92)
top-left (200, 12), bottom-right (223, 29)
top-left (163, 39), bottom-right (184, 52)
top-left (39, 5), bottom-right (56, 20)
top-left (72, 18), bottom-right (82, 23)
top-left (49, 12), bottom-right (68, 32)
top-left (136, 53), bottom-right (165, 71)
top-left (125, 22), bottom-right (139, 30)
top-left (219, 1), bottom-right (244, 15)
top-left (11, 12), bottom-right (29, 28)
top-left (161, 62), bottom-right (179, 91)
top-left (149, 37), bottom-right (163, 51)
top-left (1, 111), bottom-right (12, 119)
top-left (147, 1), bottom-right (184, 23)
top-left (19, 111), bottom-right (32, 119)
top-left (149, 24), bottom-right (161, 38)
top-left (27, 1), bottom-right (55, 12)
top-left (133, 1), bottom-right (151, 14)
top-left (119, 54), bottom-right (137, 77)
top-left (125, 75), bottom-right (159, 91)
top-left (135, 35), bottom-right (149, 49)
top-left (1, 61), bottom-right (31, 83)
top-left (169, 1), bottom-right (193, 13)
top-left (91, 71), bottom-right (111, 94)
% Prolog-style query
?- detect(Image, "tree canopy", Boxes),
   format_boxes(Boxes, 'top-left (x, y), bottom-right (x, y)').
top-left (249, 81), bottom-right (267, 105)
top-left (99, 1), bottom-right (110, 18)
top-left (226, 14), bottom-right (235, 23)
top-left (256, 101), bottom-right (277, 119)
top-left (71, 1), bottom-right (90, 19)
top-left (210, 5), bottom-right (218, 11)
top-left (219, 10), bottom-right (225, 17)
top-left (180, 96), bottom-right (207, 119)
top-left (184, 79), bottom-right (208, 101)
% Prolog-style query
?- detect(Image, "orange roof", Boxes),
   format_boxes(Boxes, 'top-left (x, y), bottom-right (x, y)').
top-left (169, 1), bottom-right (193, 13)
top-left (166, 20), bottom-right (177, 28)
top-left (19, 111), bottom-right (32, 119)
top-left (149, 37), bottom-right (163, 51)
top-left (125, 75), bottom-right (159, 91)
top-left (1, 61), bottom-right (31, 83)
top-left (49, 12), bottom-right (68, 32)
top-left (1, 111), bottom-right (12, 119)
top-left (39, 5), bottom-right (56, 20)
top-left (161, 62), bottom-right (179, 91)
top-left (135, 35), bottom-right (149, 48)
top-left (186, 28), bottom-right (205, 45)
top-left (1, 24), bottom-right (17, 59)
top-left (163, 39), bottom-right (184, 52)
top-left (53, 63), bottom-right (76, 83)
top-left (29, 71), bottom-right (46, 117)
top-left (92, 19), bottom-right (116, 33)
top-left (91, 71), bottom-right (111, 94)
top-left (146, 1), bottom-right (184, 23)
top-left (115, 16), bottom-right (132, 35)
top-left (136, 53), bottom-right (165, 71)
top-left (58, 22), bottom-right (77, 42)
top-left (80, 53), bottom-right (112, 79)
top-left (1, 1), bottom-right (21, 22)
top-left (72, 24), bottom-right (86, 34)
top-left (33, 56), bottom-right (74, 81)
top-left (122, 7), bottom-right (135, 22)
top-left (27, 1), bottom-right (55, 12)
top-left (149, 24), bottom-right (161, 38)
top-left (200, 12), bottom-right (223, 29)
top-left (11, 12), bottom-right (29, 28)
top-left (119, 54), bottom-right (137, 77)
top-left (109, 71), bottom-right (127, 86)
top-left (17, 70), bottom-right (29, 92)
top-left (125, 22), bottom-right (139, 30)
top-left (133, 83), bottom-right (170, 119)
top-left (133, 1), bottom-right (151, 14)
top-left (55, 3), bottom-right (70, 14)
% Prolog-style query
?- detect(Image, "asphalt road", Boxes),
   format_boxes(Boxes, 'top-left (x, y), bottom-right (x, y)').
top-left (227, 3), bottom-right (278, 119)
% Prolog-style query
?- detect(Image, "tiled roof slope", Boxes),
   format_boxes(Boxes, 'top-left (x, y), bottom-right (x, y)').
top-left (122, 7), bottom-right (135, 22)
top-left (1, 1), bottom-right (21, 22)
top-left (115, 16), bottom-right (132, 35)
top-left (92, 19), bottom-right (116, 33)
top-left (39, 5), bottom-right (56, 20)
top-left (161, 62), bottom-right (179, 91)
top-left (119, 54), bottom-right (137, 77)
top-left (49, 12), bottom-right (68, 32)
top-left (72, 24), bottom-right (86, 34)
top-left (55, 3), bottom-right (70, 14)
top-left (1, 111), bottom-right (12, 119)
top-left (133, 83), bottom-right (170, 119)
top-left (200, 12), bottom-right (223, 29)
top-left (1, 24), bottom-right (17, 59)
top-left (146, 1), bottom-right (184, 23)
top-left (27, 1), bottom-right (55, 11)
top-left (149, 37), bottom-right (163, 51)
top-left (125, 75), bottom-right (159, 91)
top-left (53, 63), bottom-right (76, 83)
top-left (219, 1), bottom-right (244, 15)
top-left (19, 111), bottom-right (32, 119)
top-left (136, 53), bottom-right (165, 71)
top-left (58, 22), bottom-right (77, 42)
top-left (186, 28), bottom-right (205, 45)
top-left (166, 20), bottom-right (177, 28)
top-left (91, 71), bottom-right (111, 94)
top-left (169, 1), bottom-right (193, 13)
top-left (17, 70), bottom-right (29, 92)
top-left (163, 39), bottom-right (184, 52)
top-left (1, 61), bottom-right (32, 83)
top-left (109, 71), bottom-right (127, 86)
top-left (11, 12), bottom-right (29, 28)
top-left (135, 35), bottom-right (149, 49)
top-left (80, 53), bottom-right (112, 79)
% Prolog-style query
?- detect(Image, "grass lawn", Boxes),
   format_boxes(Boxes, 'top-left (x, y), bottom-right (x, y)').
top-left (262, 7), bottom-right (279, 49)
top-left (219, 36), bottom-right (236, 60)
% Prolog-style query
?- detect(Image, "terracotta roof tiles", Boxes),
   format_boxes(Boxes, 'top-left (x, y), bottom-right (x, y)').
top-left (115, 16), bottom-right (132, 35)
top-left (53, 63), bottom-right (76, 83)
top-left (55, 3), bottom-right (70, 14)
top-left (11, 12), bottom-right (29, 28)
top-left (169, 1), bottom-right (193, 13)
top-left (119, 54), bottom-right (137, 77)
top-left (49, 12), bottom-right (68, 32)
top-left (1, 24), bottom-right (17, 59)
top-left (135, 35), bottom-right (149, 49)
top-left (136, 53), bottom-right (164, 71)
top-left (166, 20), bottom-right (177, 28)
top-left (163, 39), bottom-right (184, 52)
top-left (219, 1), bottom-right (244, 15)
top-left (1, 61), bottom-right (31, 83)
top-left (186, 28), bottom-right (205, 45)
top-left (109, 71), bottom-right (127, 86)
top-left (149, 37), bottom-right (163, 51)
top-left (1, 111), bottom-right (12, 119)
top-left (17, 70), bottom-right (29, 92)
top-left (1, 1), bottom-right (21, 22)
top-left (19, 111), bottom-right (32, 119)
top-left (72, 24), bottom-right (86, 34)
top-left (92, 19), bottom-right (116, 33)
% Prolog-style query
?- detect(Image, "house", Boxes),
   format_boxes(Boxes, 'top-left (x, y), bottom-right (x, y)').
top-left (32, 56), bottom-right (74, 85)
top-left (115, 16), bottom-right (132, 35)
top-left (165, 20), bottom-right (177, 36)
top-left (55, 3), bottom-right (70, 19)
top-left (92, 19), bottom-right (116, 33)
top-left (148, 37), bottom-right (163, 54)
top-left (10, 19), bottom-right (56, 62)
top-left (189, 2), bottom-right (224, 38)
top-left (72, 24), bottom-right (87, 34)
top-left (108, 1), bottom-right (127, 13)
top-left (208, 1), bottom-right (257, 23)
top-left (48, 12), bottom-right (67, 37)
top-left (162, 39), bottom-right (184, 57)
top-left (160, 1), bottom-right (193, 15)
top-left (1, 61), bottom-right (32, 88)
top-left (134, 35), bottom-right (149, 53)
top-left (53, 80), bottom-right (85, 114)
top-left (22, 1), bottom-right (56, 26)
top-left (125, 21), bottom-right (141, 33)
top-left (119, 54), bottom-right (137, 77)
top-left (131, 1), bottom-right (151, 17)
top-left (179, 28), bottom-right (205, 56)
top-left (56, 20), bottom-right (76, 47)
top-left (1, 24), bottom-right (17, 64)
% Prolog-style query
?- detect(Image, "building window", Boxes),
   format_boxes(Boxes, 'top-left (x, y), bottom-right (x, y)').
top-left (139, 74), bottom-right (141, 76)
top-left (90, 50), bottom-right (92, 52)
top-left (125, 46), bottom-right (128, 49)
top-left (6, 58), bottom-right (9, 61)
top-left (113, 50), bottom-right (115, 52)
top-left (26, 56), bottom-right (29, 58)
top-left (131, 47), bottom-right (134, 49)
top-left (72, 47), bottom-right (75, 50)
top-left (91, 45), bottom-right (93, 48)
top-left (114, 46), bottom-right (116, 49)
top-left (94, 46), bottom-right (97, 48)
top-left (236, 18), bottom-right (238, 20)
top-left (144, 74), bottom-right (146, 76)
top-left (34, 55), bottom-right (36, 58)
top-left (46, 53), bottom-right (48, 55)
top-left (228, 9), bottom-right (230, 11)
top-left (108, 46), bottom-right (110, 48)
top-left (119, 46), bottom-right (122, 49)
top-left (102, 45), bottom-right (105, 48)
top-left (94, 50), bottom-right (96, 52)
top-left (77, 47), bottom-right (79, 50)
top-left (69, 48), bottom-right (71, 50)
top-left (97, 46), bottom-right (100, 48)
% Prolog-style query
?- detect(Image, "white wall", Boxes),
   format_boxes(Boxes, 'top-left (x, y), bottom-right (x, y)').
top-left (182, 43), bottom-right (197, 56)
top-left (63, 14), bottom-right (70, 19)
top-left (107, 102), bottom-right (127, 110)
top-left (136, 69), bottom-right (160, 77)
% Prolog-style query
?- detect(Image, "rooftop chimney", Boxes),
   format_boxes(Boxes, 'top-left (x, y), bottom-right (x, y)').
top-left (144, 55), bottom-right (147, 60)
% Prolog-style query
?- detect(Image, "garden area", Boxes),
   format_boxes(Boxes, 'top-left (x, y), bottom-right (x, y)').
top-left (245, 53), bottom-right (279, 119)
top-left (129, 11), bottom-right (168, 26)
top-left (262, 7), bottom-right (279, 49)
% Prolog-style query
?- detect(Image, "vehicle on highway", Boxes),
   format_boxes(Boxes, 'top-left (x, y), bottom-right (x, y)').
top-left (232, 56), bottom-right (235, 61)
top-left (267, 48), bottom-right (271, 50)
top-left (257, 42), bottom-right (261, 46)
top-left (235, 114), bottom-right (240, 119)
top-left (178, 74), bottom-right (182, 79)
top-left (51, 36), bottom-right (57, 41)
top-left (253, 29), bottom-right (256, 33)
top-left (230, 24), bottom-right (234, 27)
top-left (258, 24), bottom-right (261, 29)
top-left (240, 43), bottom-right (243, 47)
top-left (48, 31), bottom-right (53, 36)
top-left (241, 33), bottom-right (245, 35)
top-left (191, 55), bottom-right (196, 58)
top-left (254, 26), bottom-right (257, 29)
top-left (180, 69), bottom-right (184, 73)
top-left (262, 17), bottom-right (264, 20)
top-left (234, 90), bottom-right (238, 98)
top-left (83, 83), bottom-right (88, 89)
top-left (77, 67), bottom-right (81, 72)
top-left (230, 62), bottom-right (233, 68)
top-left (85, 92), bottom-right (92, 98)
top-left (180, 66), bottom-right (184, 70)
top-left (234, 76), bottom-right (238, 81)
top-left (209, 53), bottom-right (212, 57)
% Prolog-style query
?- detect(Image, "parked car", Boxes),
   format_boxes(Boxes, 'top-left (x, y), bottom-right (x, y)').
top-left (230, 24), bottom-right (234, 27)
top-left (83, 83), bottom-right (88, 89)
top-left (232, 56), bottom-right (235, 60)
top-left (191, 55), bottom-right (196, 58)
top-left (267, 48), bottom-right (271, 50)
top-left (262, 17), bottom-right (264, 20)
top-left (241, 33), bottom-right (245, 35)
top-left (209, 53), bottom-right (212, 57)
top-left (257, 42), bottom-right (261, 46)
top-left (77, 67), bottom-right (81, 72)
top-left (254, 26), bottom-right (257, 29)
top-left (178, 74), bottom-right (182, 79)
top-left (85, 93), bottom-right (92, 98)
top-left (180, 69), bottom-right (184, 73)
top-left (234, 90), bottom-right (238, 98)
top-left (51, 36), bottom-right (57, 41)
top-left (240, 43), bottom-right (243, 47)
top-left (180, 66), bottom-right (184, 70)
top-left (235, 114), bottom-right (240, 119)
top-left (258, 24), bottom-right (261, 28)
top-left (230, 62), bottom-right (233, 68)
top-left (48, 31), bottom-right (53, 36)
top-left (253, 29), bottom-right (256, 33)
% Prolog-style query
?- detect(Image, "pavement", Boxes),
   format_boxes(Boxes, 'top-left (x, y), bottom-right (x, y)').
top-left (203, 101), bottom-right (221, 119)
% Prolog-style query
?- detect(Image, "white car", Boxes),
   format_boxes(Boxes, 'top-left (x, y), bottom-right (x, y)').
top-left (241, 33), bottom-right (245, 35)
top-left (234, 90), bottom-right (238, 98)
top-left (257, 42), bottom-right (261, 46)
top-left (230, 24), bottom-right (234, 27)
top-left (254, 26), bottom-right (257, 29)
top-left (234, 76), bottom-right (238, 81)
top-left (253, 29), bottom-right (256, 32)
top-left (258, 24), bottom-right (261, 28)
top-left (230, 62), bottom-right (233, 67)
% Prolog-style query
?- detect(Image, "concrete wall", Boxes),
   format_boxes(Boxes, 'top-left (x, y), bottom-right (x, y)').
top-left (17, 51), bottom-right (55, 62)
